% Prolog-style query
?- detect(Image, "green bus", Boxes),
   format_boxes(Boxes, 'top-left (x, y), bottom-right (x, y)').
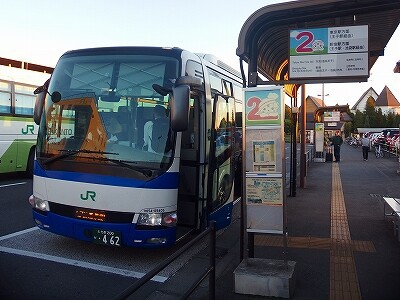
top-left (0, 79), bottom-right (43, 175)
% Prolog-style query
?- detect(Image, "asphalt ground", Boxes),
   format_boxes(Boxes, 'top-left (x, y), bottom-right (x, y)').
top-left (143, 143), bottom-right (400, 299)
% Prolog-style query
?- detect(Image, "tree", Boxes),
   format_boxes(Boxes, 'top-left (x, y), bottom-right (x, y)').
top-left (394, 114), bottom-right (400, 128)
top-left (364, 97), bottom-right (376, 127)
top-left (375, 108), bottom-right (385, 127)
top-left (363, 115), bottom-right (371, 127)
top-left (284, 104), bottom-right (292, 134)
top-left (343, 122), bottom-right (352, 137)
top-left (353, 109), bottom-right (364, 130)
top-left (386, 111), bottom-right (395, 128)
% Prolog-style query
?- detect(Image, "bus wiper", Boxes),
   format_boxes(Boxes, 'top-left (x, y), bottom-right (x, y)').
top-left (102, 158), bottom-right (153, 177)
top-left (43, 149), bottom-right (118, 165)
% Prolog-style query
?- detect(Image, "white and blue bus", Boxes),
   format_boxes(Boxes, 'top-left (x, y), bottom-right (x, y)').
top-left (29, 47), bottom-right (243, 247)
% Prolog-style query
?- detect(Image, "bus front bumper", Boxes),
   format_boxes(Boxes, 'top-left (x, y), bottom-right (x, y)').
top-left (32, 210), bottom-right (177, 248)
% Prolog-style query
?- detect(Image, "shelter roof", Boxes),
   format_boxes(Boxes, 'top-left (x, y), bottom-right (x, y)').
top-left (237, 0), bottom-right (400, 97)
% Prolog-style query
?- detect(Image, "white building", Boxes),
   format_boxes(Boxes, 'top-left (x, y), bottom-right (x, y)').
top-left (350, 87), bottom-right (378, 113)
top-left (350, 86), bottom-right (400, 115)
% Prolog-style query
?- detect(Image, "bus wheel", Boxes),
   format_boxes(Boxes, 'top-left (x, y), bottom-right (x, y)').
top-left (26, 148), bottom-right (35, 177)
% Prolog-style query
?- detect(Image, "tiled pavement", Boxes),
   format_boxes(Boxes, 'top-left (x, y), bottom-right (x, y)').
top-left (182, 144), bottom-right (400, 299)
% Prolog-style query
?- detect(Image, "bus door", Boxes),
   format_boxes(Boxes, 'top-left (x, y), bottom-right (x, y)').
top-left (177, 94), bottom-right (202, 232)
top-left (207, 95), bottom-right (235, 230)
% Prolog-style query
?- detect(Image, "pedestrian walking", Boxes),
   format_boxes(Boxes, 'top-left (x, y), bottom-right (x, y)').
top-left (330, 131), bottom-right (343, 162)
top-left (361, 133), bottom-right (370, 160)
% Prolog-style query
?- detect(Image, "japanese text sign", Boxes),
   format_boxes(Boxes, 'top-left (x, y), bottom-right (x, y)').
top-left (289, 25), bottom-right (369, 79)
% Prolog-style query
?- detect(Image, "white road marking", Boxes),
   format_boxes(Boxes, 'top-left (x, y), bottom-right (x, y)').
top-left (0, 182), bottom-right (26, 188)
top-left (0, 228), bottom-right (167, 282)
top-left (0, 227), bottom-right (39, 241)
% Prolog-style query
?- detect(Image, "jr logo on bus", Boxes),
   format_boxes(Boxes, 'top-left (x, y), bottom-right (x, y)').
top-left (80, 191), bottom-right (96, 201)
top-left (22, 124), bottom-right (35, 135)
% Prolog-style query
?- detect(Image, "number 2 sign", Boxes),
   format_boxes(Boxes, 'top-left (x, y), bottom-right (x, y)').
top-left (289, 28), bottom-right (328, 56)
top-left (244, 87), bottom-right (283, 127)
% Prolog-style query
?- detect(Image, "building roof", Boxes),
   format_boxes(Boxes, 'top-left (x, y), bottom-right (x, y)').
top-left (351, 87), bottom-right (378, 110)
top-left (0, 57), bottom-right (54, 74)
top-left (307, 96), bottom-right (325, 108)
top-left (374, 86), bottom-right (400, 107)
top-left (236, 0), bottom-right (400, 97)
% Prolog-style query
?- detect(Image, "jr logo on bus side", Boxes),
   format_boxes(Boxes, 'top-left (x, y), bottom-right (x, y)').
top-left (81, 191), bottom-right (96, 201)
top-left (21, 124), bottom-right (35, 135)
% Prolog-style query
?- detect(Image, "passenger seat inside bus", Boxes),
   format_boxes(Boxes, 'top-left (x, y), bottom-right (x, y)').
top-left (116, 106), bottom-right (130, 142)
top-left (136, 107), bottom-right (153, 149)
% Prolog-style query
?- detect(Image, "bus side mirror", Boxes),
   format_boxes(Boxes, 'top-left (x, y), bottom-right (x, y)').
top-left (170, 85), bottom-right (190, 132)
top-left (170, 76), bottom-right (202, 132)
top-left (34, 91), bottom-right (45, 125)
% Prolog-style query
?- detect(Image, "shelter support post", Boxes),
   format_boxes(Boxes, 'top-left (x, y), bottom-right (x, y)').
top-left (290, 97), bottom-right (298, 197)
top-left (300, 85), bottom-right (306, 188)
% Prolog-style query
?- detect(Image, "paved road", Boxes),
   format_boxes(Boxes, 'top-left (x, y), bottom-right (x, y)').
top-left (0, 147), bottom-right (300, 299)
top-left (0, 173), bottom-right (208, 299)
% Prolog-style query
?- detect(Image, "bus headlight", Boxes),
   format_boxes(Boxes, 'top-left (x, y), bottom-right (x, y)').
top-left (137, 212), bottom-right (177, 227)
top-left (28, 195), bottom-right (49, 211)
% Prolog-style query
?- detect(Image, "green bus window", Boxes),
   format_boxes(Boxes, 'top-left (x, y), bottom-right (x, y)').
top-left (0, 91), bottom-right (11, 114)
top-left (15, 93), bottom-right (36, 116)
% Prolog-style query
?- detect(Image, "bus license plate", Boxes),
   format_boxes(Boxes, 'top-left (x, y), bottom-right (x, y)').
top-left (93, 229), bottom-right (121, 247)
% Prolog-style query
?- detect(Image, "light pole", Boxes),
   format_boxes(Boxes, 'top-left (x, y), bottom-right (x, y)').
top-left (317, 83), bottom-right (329, 102)
top-left (394, 60), bottom-right (400, 174)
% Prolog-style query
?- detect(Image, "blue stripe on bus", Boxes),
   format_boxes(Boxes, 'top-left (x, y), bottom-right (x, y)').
top-left (34, 161), bottom-right (179, 189)
top-left (209, 201), bottom-right (233, 230)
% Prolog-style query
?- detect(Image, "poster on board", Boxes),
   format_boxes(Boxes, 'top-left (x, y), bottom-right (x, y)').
top-left (245, 128), bottom-right (283, 173)
top-left (252, 140), bottom-right (276, 172)
top-left (246, 176), bottom-right (283, 206)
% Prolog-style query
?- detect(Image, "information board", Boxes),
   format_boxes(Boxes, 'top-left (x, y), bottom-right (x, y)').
top-left (244, 86), bottom-right (285, 234)
top-left (289, 25), bottom-right (369, 80)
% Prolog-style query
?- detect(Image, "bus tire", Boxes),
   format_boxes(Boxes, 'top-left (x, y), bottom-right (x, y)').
top-left (26, 148), bottom-right (35, 177)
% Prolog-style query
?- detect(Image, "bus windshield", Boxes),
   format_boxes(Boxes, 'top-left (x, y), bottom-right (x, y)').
top-left (36, 53), bottom-right (179, 177)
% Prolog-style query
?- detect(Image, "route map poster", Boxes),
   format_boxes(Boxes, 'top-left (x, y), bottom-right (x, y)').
top-left (246, 177), bottom-right (283, 206)
top-left (245, 128), bottom-right (282, 173)
top-left (252, 140), bottom-right (276, 172)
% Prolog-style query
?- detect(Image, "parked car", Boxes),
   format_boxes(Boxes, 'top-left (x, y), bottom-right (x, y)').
top-left (372, 129), bottom-right (399, 150)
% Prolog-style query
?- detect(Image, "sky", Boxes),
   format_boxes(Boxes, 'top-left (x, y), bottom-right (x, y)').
top-left (1, 0), bottom-right (399, 108)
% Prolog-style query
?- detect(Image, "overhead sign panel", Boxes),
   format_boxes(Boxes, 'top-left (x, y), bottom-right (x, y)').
top-left (289, 25), bottom-right (369, 80)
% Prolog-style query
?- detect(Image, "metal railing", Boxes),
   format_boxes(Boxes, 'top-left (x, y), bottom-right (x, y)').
top-left (372, 142), bottom-right (400, 157)
top-left (115, 221), bottom-right (216, 300)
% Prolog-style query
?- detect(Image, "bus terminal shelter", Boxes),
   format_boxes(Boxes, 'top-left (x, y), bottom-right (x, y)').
top-left (237, 0), bottom-right (400, 191)
top-left (234, 0), bottom-right (400, 297)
